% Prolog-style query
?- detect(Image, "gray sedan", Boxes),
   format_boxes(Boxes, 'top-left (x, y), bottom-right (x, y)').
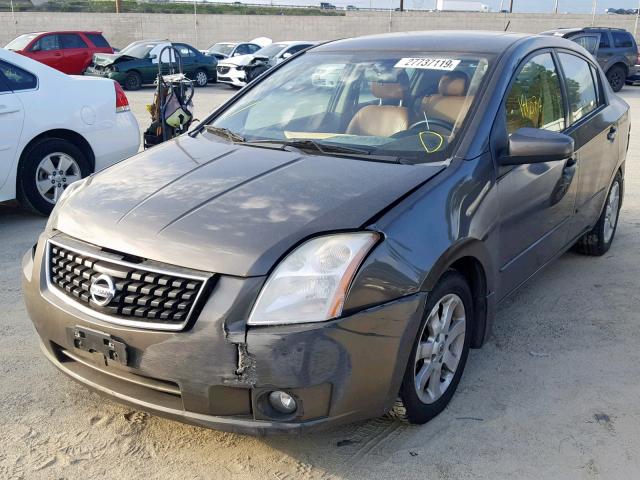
top-left (23, 31), bottom-right (628, 434)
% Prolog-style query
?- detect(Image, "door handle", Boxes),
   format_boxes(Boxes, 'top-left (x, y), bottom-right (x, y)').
top-left (607, 126), bottom-right (617, 142)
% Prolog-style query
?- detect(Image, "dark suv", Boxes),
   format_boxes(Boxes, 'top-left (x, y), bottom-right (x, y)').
top-left (541, 27), bottom-right (638, 91)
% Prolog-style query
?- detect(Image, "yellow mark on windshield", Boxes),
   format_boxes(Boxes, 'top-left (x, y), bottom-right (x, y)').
top-left (419, 131), bottom-right (444, 153)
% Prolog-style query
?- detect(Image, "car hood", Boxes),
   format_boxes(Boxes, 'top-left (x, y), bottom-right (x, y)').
top-left (91, 53), bottom-right (138, 66)
top-left (51, 133), bottom-right (445, 277)
top-left (218, 54), bottom-right (257, 67)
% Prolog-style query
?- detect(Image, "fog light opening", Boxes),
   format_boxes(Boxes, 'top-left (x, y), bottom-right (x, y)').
top-left (268, 390), bottom-right (297, 415)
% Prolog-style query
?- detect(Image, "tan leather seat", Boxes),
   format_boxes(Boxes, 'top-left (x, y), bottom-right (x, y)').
top-left (346, 79), bottom-right (409, 137)
top-left (421, 72), bottom-right (472, 125)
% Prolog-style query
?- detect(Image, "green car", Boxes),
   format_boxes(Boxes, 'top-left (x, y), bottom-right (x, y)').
top-left (84, 40), bottom-right (217, 90)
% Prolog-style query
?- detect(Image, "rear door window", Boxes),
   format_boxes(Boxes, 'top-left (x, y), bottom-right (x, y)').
top-left (599, 32), bottom-right (611, 49)
top-left (557, 53), bottom-right (599, 124)
top-left (505, 52), bottom-right (565, 134)
top-left (86, 33), bottom-right (110, 48)
top-left (0, 60), bottom-right (38, 91)
top-left (612, 31), bottom-right (634, 48)
top-left (59, 34), bottom-right (88, 49)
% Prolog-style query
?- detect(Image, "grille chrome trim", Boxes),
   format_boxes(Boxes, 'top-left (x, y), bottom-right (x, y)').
top-left (45, 237), bottom-right (212, 331)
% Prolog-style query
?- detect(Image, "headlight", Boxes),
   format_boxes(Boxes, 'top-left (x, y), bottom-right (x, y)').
top-left (247, 232), bottom-right (379, 326)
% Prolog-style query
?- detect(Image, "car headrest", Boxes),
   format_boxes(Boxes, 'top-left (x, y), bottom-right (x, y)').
top-left (369, 69), bottom-right (409, 100)
top-left (438, 71), bottom-right (469, 97)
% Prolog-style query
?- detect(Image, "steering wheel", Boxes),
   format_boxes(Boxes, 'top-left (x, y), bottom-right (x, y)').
top-left (407, 118), bottom-right (455, 134)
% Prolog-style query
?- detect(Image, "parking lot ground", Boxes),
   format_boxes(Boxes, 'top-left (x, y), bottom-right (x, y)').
top-left (1, 87), bottom-right (640, 479)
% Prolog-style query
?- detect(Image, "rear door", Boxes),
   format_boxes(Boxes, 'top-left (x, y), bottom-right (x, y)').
top-left (28, 34), bottom-right (65, 72)
top-left (0, 61), bottom-right (28, 192)
top-left (556, 51), bottom-right (618, 233)
top-left (495, 51), bottom-right (578, 294)
top-left (59, 33), bottom-right (91, 74)
top-left (595, 31), bottom-right (613, 70)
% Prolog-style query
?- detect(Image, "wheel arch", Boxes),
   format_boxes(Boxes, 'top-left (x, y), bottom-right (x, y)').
top-left (18, 129), bottom-right (96, 182)
top-left (606, 61), bottom-right (628, 77)
top-left (421, 238), bottom-right (495, 348)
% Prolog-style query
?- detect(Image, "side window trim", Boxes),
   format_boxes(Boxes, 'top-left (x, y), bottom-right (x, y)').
top-left (0, 60), bottom-right (39, 92)
top-left (502, 47), bottom-right (567, 135)
top-left (553, 48), bottom-right (606, 130)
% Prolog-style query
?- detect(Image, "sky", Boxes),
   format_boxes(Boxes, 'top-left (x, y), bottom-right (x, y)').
top-left (196, 0), bottom-right (640, 12)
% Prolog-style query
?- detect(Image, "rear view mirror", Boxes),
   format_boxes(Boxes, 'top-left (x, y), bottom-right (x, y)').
top-left (501, 127), bottom-right (574, 166)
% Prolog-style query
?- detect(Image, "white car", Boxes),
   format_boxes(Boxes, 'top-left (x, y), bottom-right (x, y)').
top-left (216, 41), bottom-right (315, 88)
top-left (0, 48), bottom-right (139, 214)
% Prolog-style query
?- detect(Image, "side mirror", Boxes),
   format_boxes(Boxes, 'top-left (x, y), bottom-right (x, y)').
top-left (282, 52), bottom-right (292, 59)
top-left (500, 127), bottom-right (574, 166)
top-left (30, 44), bottom-right (40, 52)
top-left (149, 54), bottom-right (157, 60)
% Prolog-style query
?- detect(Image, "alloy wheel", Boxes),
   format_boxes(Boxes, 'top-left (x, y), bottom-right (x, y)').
top-left (413, 293), bottom-right (466, 404)
top-left (604, 180), bottom-right (620, 243)
top-left (35, 152), bottom-right (81, 204)
top-left (196, 70), bottom-right (208, 86)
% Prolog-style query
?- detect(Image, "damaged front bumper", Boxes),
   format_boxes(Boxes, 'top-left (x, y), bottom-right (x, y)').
top-left (22, 235), bottom-right (426, 435)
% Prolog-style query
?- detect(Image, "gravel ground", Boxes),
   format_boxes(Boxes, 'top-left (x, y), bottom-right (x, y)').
top-left (1, 85), bottom-right (640, 479)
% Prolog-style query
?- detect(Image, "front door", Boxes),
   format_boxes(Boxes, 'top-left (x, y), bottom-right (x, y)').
top-left (29, 34), bottom-right (66, 72)
top-left (495, 51), bottom-right (578, 297)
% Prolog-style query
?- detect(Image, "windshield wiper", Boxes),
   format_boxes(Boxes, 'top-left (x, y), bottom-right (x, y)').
top-left (242, 139), bottom-right (402, 163)
top-left (204, 125), bottom-right (245, 143)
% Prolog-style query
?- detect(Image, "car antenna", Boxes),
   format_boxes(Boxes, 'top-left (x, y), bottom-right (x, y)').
top-left (504, 20), bottom-right (511, 31)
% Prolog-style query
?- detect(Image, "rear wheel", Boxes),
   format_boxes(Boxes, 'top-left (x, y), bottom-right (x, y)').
top-left (575, 171), bottom-right (623, 256)
top-left (399, 271), bottom-right (472, 424)
top-left (194, 68), bottom-right (208, 87)
top-left (17, 138), bottom-right (91, 215)
top-left (124, 71), bottom-right (142, 91)
top-left (606, 65), bottom-right (626, 92)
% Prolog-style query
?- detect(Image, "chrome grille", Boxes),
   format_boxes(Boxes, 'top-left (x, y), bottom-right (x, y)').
top-left (47, 239), bottom-right (211, 330)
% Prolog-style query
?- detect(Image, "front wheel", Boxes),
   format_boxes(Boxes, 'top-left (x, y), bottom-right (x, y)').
top-left (17, 138), bottom-right (91, 215)
top-left (399, 271), bottom-right (472, 424)
top-left (575, 171), bottom-right (623, 256)
top-left (606, 65), bottom-right (626, 92)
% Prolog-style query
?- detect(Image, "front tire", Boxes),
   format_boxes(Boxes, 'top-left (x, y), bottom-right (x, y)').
top-left (17, 138), bottom-right (91, 216)
top-left (606, 65), bottom-right (626, 92)
top-left (575, 171), bottom-right (623, 256)
top-left (399, 271), bottom-right (472, 424)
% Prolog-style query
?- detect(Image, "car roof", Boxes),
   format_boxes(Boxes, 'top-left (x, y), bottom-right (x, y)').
top-left (275, 41), bottom-right (315, 46)
top-left (23, 30), bottom-right (103, 35)
top-left (541, 26), bottom-right (630, 36)
top-left (313, 31), bottom-right (530, 54)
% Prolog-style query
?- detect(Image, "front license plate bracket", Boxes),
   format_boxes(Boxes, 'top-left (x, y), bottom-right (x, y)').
top-left (66, 326), bottom-right (128, 366)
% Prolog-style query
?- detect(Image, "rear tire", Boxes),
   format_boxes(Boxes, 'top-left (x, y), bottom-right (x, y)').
top-left (606, 65), bottom-right (626, 92)
top-left (575, 171), bottom-right (623, 256)
top-left (17, 138), bottom-right (92, 216)
top-left (124, 71), bottom-right (142, 91)
top-left (399, 271), bottom-right (472, 424)
top-left (194, 68), bottom-right (208, 87)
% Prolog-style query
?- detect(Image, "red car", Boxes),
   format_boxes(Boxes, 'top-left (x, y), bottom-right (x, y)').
top-left (5, 31), bottom-right (113, 75)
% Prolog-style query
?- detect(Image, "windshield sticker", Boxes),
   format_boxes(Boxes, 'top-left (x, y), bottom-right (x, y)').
top-left (395, 58), bottom-right (461, 71)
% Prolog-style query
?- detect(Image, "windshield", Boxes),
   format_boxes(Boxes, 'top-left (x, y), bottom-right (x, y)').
top-left (254, 43), bottom-right (288, 59)
top-left (208, 43), bottom-right (236, 55)
top-left (119, 42), bottom-right (159, 58)
top-left (209, 51), bottom-right (491, 164)
top-left (6, 33), bottom-right (38, 51)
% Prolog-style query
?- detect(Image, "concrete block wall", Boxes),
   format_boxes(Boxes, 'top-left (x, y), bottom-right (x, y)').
top-left (1, 11), bottom-right (640, 49)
